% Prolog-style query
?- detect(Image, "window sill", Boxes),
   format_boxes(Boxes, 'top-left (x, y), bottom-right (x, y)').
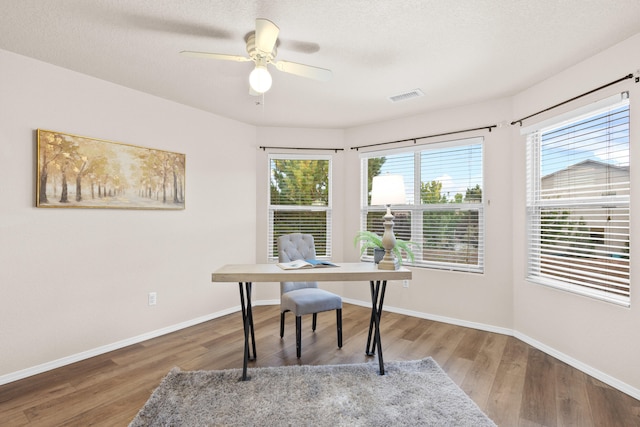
top-left (527, 276), bottom-right (630, 308)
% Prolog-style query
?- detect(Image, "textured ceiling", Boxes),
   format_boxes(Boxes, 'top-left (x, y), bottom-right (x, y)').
top-left (1, 0), bottom-right (639, 128)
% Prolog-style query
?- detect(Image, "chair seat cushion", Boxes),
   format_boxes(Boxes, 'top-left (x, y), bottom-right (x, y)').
top-left (281, 288), bottom-right (342, 316)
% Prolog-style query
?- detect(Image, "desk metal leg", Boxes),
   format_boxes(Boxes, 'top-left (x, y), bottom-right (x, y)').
top-left (238, 282), bottom-right (256, 381)
top-left (365, 279), bottom-right (387, 375)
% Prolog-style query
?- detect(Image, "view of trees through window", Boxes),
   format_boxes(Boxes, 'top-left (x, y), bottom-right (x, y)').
top-left (362, 139), bottom-right (484, 271)
top-left (269, 157), bottom-right (331, 258)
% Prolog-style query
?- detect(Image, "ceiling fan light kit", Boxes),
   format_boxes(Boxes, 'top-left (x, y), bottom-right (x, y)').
top-left (249, 63), bottom-right (272, 93)
top-left (181, 18), bottom-right (332, 95)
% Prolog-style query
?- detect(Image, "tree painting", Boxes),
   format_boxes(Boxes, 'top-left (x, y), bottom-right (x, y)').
top-left (37, 130), bottom-right (185, 209)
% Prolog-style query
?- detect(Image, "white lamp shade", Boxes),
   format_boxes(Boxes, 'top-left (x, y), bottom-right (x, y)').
top-left (249, 65), bottom-right (272, 93)
top-left (370, 174), bottom-right (406, 206)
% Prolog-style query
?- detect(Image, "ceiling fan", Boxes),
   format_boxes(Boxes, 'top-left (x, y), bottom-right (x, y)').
top-left (181, 18), bottom-right (332, 95)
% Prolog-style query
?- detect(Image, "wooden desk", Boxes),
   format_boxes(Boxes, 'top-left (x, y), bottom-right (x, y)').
top-left (212, 262), bottom-right (412, 381)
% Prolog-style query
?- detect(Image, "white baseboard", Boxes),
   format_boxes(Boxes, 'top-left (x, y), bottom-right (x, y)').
top-left (341, 298), bottom-right (640, 401)
top-left (0, 306), bottom-right (240, 386)
top-left (512, 331), bottom-right (640, 401)
top-left (2, 299), bottom-right (639, 401)
top-left (342, 297), bottom-right (513, 336)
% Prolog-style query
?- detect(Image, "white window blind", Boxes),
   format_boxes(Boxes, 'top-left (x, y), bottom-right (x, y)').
top-left (268, 155), bottom-right (332, 260)
top-left (525, 96), bottom-right (630, 306)
top-left (360, 137), bottom-right (484, 272)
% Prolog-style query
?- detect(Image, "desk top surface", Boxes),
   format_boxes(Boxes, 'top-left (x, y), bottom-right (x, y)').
top-left (211, 262), bottom-right (412, 283)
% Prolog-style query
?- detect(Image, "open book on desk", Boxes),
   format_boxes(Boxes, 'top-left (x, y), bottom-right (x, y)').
top-left (276, 259), bottom-right (338, 270)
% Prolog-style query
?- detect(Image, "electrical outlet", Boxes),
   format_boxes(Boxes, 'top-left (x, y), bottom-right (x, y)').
top-left (148, 292), bottom-right (157, 306)
top-left (402, 280), bottom-right (409, 288)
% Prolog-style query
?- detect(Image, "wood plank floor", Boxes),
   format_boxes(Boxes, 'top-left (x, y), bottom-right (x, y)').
top-left (1, 303), bottom-right (639, 426)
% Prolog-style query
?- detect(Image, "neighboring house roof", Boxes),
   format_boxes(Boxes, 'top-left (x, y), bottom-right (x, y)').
top-left (541, 159), bottom-right (629, 181)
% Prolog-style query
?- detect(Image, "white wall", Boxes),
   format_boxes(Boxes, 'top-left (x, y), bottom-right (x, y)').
top-left (511, 33), bottom-right (640, 395)
top-left (342, 98), bottom-right (515, 331)
top-left (0, 50), bottom-right (256, 379)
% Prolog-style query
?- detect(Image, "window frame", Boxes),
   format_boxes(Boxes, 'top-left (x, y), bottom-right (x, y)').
top-left (267, 153), bottom-right (333, 261)
top-left (359, 137), bottom-right (485, 273)
top-left (524, 95), bottom-right (631, 306)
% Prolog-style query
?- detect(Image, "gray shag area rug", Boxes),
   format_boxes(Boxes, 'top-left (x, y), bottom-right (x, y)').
top-left (130, 358), bottom-right (496, 426)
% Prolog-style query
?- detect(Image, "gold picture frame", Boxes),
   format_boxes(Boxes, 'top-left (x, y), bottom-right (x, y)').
top-left (36, 129), bottom-right (185, 210)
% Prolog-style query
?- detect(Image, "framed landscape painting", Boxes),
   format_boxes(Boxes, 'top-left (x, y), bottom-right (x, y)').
top-left (36, 129), bottom-right (185, 210)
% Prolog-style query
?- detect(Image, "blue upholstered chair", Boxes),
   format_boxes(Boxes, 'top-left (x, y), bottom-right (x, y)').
top-left (278, 233), bottom-right (343, 358)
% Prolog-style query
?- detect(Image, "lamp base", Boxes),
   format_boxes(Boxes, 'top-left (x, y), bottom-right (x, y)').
top-left (378, 206), bottom-right (400, 270)
top-left (377, 258), bottom-right (400, 270)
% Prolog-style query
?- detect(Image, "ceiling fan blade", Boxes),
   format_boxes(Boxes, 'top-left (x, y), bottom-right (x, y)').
top-left (180, 51), bottom-right (251, 62)
top-left (273, 60), bottom-right (332, 81)
top-left (255, 18), bottom-right (279, 53)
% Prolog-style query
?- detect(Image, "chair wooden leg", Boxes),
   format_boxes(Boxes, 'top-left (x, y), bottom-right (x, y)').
top-left (337, 309), bottom-right (343, 348)
top-left (312, 313), bottom-right (317, 331)
top-left (280, 311), bottom-right (286, 338)
top-left (296, 316), bottom-right (302, 358)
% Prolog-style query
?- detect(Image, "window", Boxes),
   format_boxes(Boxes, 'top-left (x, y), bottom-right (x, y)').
top-left (360, 137), bottom-right (484, 273)
top-left (268, 155), bottom-right (332, 260)
top-left (525, 95), bottom-right (630, 306)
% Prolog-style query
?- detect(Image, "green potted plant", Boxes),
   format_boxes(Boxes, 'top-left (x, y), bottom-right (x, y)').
top-left (353, 230), bottom-right (420, 265)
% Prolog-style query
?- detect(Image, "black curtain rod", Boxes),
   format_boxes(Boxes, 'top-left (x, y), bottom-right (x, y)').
top-left (349, 125), bottom-right (497, 151)
top-left (511, 73), bottom-right (635, 126)
top-left (259, 146), bottom-right (344, 153)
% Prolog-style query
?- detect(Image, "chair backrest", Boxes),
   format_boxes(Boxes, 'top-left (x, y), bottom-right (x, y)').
top-left (278, 233), bottom-right (319, 294)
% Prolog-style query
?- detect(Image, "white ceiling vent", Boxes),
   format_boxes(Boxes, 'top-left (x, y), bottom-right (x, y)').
top-left (388, 88), bottom-right (425, 103)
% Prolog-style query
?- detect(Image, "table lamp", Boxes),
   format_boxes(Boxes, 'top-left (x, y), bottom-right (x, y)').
top-left (370, 174), bottom-right (406, 270)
